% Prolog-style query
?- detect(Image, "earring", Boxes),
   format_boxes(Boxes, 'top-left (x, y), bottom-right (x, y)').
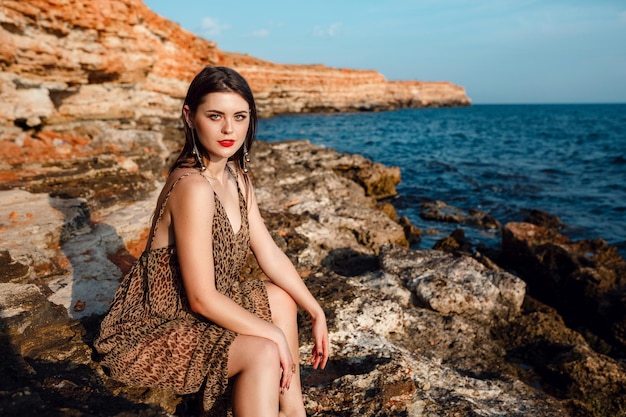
top-left (242, 143), bottom-right (251, 173)
top-left (191, 127), bottom-right (206, 171)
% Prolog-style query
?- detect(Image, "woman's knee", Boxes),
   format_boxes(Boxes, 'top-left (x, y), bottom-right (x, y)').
top-left (265, 282), bottom-right (297, 317)
top-left (253, 336), bottom-right (280, 365)
top-left (229, 335), bottom-right (280, 375)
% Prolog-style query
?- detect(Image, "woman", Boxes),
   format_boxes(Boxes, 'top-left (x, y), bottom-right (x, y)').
top-left (95, 66), bottom-right (329, 417)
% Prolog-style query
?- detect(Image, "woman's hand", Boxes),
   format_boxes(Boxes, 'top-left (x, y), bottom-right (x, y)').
top-left (276, 332), bottom-right (295, 394)
top-left (310, 313), bottom-right (329, 370)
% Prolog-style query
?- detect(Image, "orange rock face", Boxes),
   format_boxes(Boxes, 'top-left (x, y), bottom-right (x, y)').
top-left (0, 0), bottom-right (218, 84)
top-left (0, 0), bottom-right (470, 137)
top-left (0, 0), bottom-right (471, 185)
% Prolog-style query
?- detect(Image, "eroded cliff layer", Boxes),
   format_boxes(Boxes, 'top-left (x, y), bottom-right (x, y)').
top-left (0, 0), bottom-right (470, 143)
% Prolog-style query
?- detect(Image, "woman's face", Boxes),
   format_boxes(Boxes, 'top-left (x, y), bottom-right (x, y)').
top-left (185, 92), bottom-right (250, 163)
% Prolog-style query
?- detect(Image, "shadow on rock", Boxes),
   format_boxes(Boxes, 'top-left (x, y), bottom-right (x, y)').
top-left (501, 221), bottom-right (626, 359)
top-left (322, 248), bottom-right (380, 277)
top-left (0, 190), bottom-right (181, 415)
top-left (0, 285), bottom-right (172, 416)
top-left (301, 355), bottom-right (392, 387)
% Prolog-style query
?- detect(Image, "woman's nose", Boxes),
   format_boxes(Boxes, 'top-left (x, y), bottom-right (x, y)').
top-left (222, 119), bottom-right (233, 134)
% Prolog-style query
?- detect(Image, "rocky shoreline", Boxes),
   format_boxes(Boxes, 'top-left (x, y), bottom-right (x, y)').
top-left (1, 132), bottom-right (625, 416)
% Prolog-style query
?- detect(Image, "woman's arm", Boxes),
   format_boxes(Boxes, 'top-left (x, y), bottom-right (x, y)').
top-left (169, 175), bottom-right (295, 383)
top-left (247, 185), bottom-right (329, 369)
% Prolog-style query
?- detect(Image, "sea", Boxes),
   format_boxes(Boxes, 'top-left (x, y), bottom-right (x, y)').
top-left (257, 104), bottom-right (626, 258)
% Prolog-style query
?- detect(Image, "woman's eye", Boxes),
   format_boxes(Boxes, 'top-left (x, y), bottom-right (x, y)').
top-left (209, 114), bottom-right (221, 120)
top-left (234, 114), bottom-right (247, 121)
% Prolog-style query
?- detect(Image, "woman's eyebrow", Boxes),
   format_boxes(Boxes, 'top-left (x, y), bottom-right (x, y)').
top-left (203, 109), bottom-right (249, 114)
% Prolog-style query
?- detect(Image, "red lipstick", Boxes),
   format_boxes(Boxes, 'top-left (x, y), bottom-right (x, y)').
top-left (219, 140), bottom-right (235, 147)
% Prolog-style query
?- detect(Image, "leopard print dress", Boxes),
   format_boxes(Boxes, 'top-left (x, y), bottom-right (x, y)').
top-left (94, 170), bottom-right (272, 415)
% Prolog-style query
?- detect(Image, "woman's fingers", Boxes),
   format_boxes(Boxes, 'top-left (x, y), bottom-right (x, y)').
top-left (310, 342), bottom-right (327, 369)
top-left (278, 336), bottom-right (295, 394)
top-left (311, 336), bottom-right (329, 369)
top-left (310, 347), bottom-right (321, 368)
top-left (280, 360), bottom-right (295, 394)
top-left (320, 332), bottom-right (329, 369)
top-left (311, 318), bottom-right (329, 369)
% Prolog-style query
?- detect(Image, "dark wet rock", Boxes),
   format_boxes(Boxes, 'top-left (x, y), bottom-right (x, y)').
top-left (420, 200), bottom-right (466, 223)
top-left (433, 227), bottom-right (472, 254)
top-left (499, 297), bottom-right (626, 417)
top-left (502, 221), bottom-right (626, 359)
top-left (420, 200), bottom-right (502, 230)
top-left (398, 215), bottom-right (422, 245)
top-left (523, 208), bottom-right (566, 231)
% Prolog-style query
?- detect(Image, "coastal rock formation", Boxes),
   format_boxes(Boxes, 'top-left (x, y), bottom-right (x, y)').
top-left (0, 0), bottom-right (471, 144)
top-left (221, 55), bottom-right (471, 117)
top-left (2, 135), bottom-right (625, 416)
top-left (420, 200), bottom-right (502, 231)
top-left (502, 221), bottom-right (626, 358)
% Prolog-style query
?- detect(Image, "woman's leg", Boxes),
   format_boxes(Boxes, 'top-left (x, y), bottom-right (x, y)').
top-left (264, 281), bottom-right (306, 417)
top-left (228, 334), bottom-right (281, 417)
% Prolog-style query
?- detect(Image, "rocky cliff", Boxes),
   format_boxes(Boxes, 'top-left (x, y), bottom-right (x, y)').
top-left (0, 0), bottom-right (470, 144)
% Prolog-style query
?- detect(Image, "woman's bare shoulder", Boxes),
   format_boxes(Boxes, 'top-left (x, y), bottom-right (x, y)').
top-left (165, 168), bottom-right (214, 204)
top-left (167, 168), bottom-right (209, 187)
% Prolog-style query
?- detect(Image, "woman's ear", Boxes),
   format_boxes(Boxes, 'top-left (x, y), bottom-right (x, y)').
top-left (183, 104), bottom-right (193, 128)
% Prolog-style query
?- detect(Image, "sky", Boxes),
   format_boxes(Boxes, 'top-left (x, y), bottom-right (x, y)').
top-left (143, 0), bottom-right (626, 104)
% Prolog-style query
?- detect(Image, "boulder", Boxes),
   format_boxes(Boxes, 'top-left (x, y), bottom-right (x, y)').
top-left (502, 221), bottom-right (626, 358)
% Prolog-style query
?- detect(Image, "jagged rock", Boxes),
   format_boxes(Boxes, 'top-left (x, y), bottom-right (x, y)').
top-left (1, 138), bottom-right (625, 416)
top-left (303, 251), bottom-right (567, 416)
top-left (420, 200), bottom-right (501, 230)
top-left (0, 250), bottom-right (30, 282)
top-left (523, 209), bottom-right (566, 231)
top-left (398, 215), bottom-right (422, 245)
top-left (250, 140), bottom-right (408, 263)
top-left (502, 221), bottom-right (626, 358)
top-left (379, 245), bottom-right (525, 323)
top-left (500, 297), bottom-right (626, 417)
top-left (433, 227), bottom-right (473, 254)
top-left (0, 282), bottom-right (179, 416)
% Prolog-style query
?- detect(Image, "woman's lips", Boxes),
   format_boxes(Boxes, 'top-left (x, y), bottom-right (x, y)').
top-left (218, 140), bottom-right (235, 148)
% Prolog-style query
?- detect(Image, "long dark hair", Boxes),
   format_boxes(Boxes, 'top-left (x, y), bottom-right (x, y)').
top-left (170, 66), bottom-right (258, 181)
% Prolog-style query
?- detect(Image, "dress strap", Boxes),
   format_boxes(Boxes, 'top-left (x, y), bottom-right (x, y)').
top-left (147, 170), bottom-right (207, 250)
top-left (225, 164), bottom-right (248, 211)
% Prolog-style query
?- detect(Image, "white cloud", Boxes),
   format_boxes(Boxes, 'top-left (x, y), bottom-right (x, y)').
top-left (201, 16), bottom-right (230, 37)
top-left (312, 22), bottom-right (342, 37)
top-left (249, 28), bottom-right (270, 38)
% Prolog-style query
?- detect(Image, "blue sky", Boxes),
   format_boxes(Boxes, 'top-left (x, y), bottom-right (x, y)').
top-left (143, 0), bottom-right (626, 104)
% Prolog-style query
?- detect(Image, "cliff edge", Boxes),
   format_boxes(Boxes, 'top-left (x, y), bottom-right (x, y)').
top-left (0, 0), bottom-right (470, 143)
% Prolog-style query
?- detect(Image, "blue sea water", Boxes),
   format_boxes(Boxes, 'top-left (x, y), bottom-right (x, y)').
top-left (257, 104), bottom-right (626, 257)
